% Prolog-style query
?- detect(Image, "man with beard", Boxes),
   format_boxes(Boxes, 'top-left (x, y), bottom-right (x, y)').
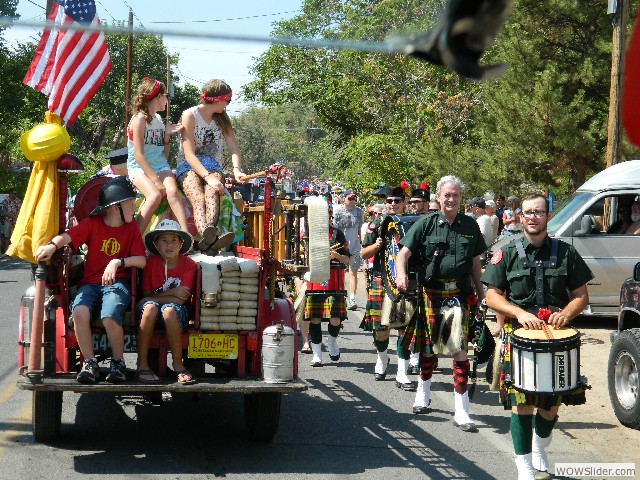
top-left (481, 192), bottom-right (593, 480)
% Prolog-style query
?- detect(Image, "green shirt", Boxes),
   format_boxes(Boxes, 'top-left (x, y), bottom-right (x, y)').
top-left (399, 211), bottom-right (487, 279)
top-left (480, 235), bottom-right (594, 309)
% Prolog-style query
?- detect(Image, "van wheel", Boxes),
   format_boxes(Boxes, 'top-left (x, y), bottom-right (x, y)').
top-left (608, 329), bottom-right (640, 430)
top-left (32, 391), bottom-right (63, 442)
top-left (244, 392), bottom-right (281, 442)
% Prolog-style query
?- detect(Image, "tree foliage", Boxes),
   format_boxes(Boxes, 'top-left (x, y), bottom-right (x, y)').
top-left (243, 0), bottom-right (637, 198)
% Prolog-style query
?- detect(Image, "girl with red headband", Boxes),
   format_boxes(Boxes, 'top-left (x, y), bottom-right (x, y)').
top-left (176, 79), bottom-right (246, 254)
top-left (127, 77), bottom-right (188, 234)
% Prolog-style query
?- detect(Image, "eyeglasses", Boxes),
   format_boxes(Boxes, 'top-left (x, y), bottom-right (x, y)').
top-left (521, 210), bottom-right (547, 218)
top-left (386, 198), bottom-right (404, 204)
top-left (346, 196), bottom-right (356, 201)
top-left (408, 200), bottom-right (425, 205)
top-left (369, 211), bottom-right (380, 216)
top-left (428, 208), bottom-right (439, 212)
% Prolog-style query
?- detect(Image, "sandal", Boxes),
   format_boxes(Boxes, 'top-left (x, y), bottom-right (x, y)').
top-left (301, 344), bottom-right (312, 354)
top-left (176, 370), bottom-right (197, 385)
top-left (198, 225), bottom-right (218, 251)
top-left (135, 369), bottom-right (160, 384)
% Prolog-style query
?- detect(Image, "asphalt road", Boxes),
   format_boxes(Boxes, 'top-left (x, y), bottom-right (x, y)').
top-left (0, 259), bottom-right (632, 479)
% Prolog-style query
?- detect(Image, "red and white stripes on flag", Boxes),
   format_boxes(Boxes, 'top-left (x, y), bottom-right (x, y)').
top-left (23, 0), bottom-right (111, 126)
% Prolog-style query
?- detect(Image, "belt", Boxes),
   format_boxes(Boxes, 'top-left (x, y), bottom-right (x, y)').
top-left (424, 278), bottom-right (461, 290)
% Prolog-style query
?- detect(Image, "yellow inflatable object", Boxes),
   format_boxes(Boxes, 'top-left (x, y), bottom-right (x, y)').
top-left (20, 123), bottom-right (71, 162)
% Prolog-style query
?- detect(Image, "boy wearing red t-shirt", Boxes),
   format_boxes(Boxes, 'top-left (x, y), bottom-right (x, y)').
top-left (35, 176), bottom-right (147, 384)
top-left (137, 220), bottom-right (197, 384)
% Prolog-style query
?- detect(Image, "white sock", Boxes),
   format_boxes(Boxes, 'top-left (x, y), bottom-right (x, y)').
top-left (532, 431), bottom-right (552, 472)
top-left (311, 342), bottom-right (322, 365)
top-left (514, 453), bottom-right (535, 480)
top-left (395, 358), bottom-right (411, 384)
top-left (413, 378), bottom-right (432, 408)
top-left (409, 351), bottom-right (419, 367)
top-left (453, 390), bottom-right (474, 425)
top-left (375, 350), bottom-right (389, 374)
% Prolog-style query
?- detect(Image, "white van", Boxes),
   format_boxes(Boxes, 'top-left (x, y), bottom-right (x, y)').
top-left (491, 160), bottom-right (640, 317)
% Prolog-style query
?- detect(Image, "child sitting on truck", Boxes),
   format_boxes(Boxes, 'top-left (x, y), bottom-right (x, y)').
top-left (35, 176), bottom-right (147, 384)
top-left (136, 219), bottom-right (198, 384)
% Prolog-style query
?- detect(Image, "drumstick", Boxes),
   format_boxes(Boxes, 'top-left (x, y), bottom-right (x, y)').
top-left (540, 322), bottom-right (554, 340)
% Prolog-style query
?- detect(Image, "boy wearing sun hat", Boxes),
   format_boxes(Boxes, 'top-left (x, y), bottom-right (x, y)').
top-left (137, 219), bottom-right (198, 384)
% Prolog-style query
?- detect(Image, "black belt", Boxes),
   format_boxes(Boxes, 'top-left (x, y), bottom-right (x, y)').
top-left (424, 278), bottom-right (462, 290)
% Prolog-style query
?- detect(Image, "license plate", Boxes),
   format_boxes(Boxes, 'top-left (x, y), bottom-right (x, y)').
top-left (92, 333), bottom-right (137, 353)
top-left (188, 333), bottom-right (238, 359)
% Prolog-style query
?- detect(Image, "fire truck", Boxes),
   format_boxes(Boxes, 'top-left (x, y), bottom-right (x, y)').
top-left (16, 153), bottom-right (309, 443)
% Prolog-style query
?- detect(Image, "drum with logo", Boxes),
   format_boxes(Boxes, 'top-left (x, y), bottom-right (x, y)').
top-left (510, 327), bottom-right (581, 394)
top-left (380, 214), bottom-right (420, 301)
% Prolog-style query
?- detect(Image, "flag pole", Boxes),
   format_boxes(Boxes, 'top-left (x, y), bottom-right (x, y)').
top-left (124, 9), bottom-right (133, 143)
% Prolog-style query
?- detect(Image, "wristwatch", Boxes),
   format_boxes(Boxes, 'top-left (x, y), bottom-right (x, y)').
top-left (120, 257), bottom-right (125, 268)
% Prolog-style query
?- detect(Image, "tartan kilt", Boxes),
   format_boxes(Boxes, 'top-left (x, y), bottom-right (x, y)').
top-left (498, 319), bottom-right (586, 410)
top-left (304, 291), bottom-right (347, 321)
top-left (360, 276), bottom-right (384, 331)
top-left (401, 286), bottom-right (471, 355)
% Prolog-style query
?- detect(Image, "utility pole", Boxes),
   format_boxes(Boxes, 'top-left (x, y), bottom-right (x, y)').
top-left (124, 9), bottom-right (133, 143)
top-left (606, 0), bottom-right (628, 168)
top-left (166, 54), bottom-right (171, 121)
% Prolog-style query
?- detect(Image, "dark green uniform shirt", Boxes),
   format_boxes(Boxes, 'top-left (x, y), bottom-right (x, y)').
top-left (480, 235), bottom-right (594, 309)
top-left (399, 211), bottom-right (487, 279)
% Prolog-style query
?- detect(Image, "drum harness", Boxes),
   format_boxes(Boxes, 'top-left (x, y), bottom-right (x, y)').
top-left (500, 238), bottom-right (566, 390)
top-left (471, 238), bottom-right (560, 397)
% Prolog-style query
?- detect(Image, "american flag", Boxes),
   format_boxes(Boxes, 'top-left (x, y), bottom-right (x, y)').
top-left (23, 0), bottom-right (111, 125)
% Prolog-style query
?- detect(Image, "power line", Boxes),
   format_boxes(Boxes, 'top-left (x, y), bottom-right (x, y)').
top-left (121, 1), bottom-right (144, 28)
top-left (25, 0), bottom-right (45, 10)
top-left (148, 10), bottom-right (299, 25)
top-left (96, 0), bottom-right (117, 23)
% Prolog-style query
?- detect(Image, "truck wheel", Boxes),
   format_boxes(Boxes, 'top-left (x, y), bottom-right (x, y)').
top-left (608, 329), bottom-right (640, 430)
top-left (32, 391), bottom-right (63, 442)
top-left (244, 392), bottom-right (281, 442)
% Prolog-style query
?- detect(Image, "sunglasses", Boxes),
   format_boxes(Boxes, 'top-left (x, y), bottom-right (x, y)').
top-left (428, 208), bottom-right (439, 212)
top-left (346, 195), bottom-right (357, 200)
top-left (386, 198), bottom-right (404, 204)
top-left (408, 200), bottom-right (425, 205)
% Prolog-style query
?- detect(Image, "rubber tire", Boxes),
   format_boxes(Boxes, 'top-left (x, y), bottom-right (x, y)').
top-left (608, 329), bottom-right (640, 430)
top-left (32, 391), bottom-right (63, 442)
top-left (244, 392), bottom-right (281, 442)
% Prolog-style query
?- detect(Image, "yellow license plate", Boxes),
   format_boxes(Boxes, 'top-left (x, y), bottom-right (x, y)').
top-left (188, 334), bottom-right (238, 359)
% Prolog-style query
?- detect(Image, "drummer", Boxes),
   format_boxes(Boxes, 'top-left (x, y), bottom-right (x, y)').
top-left (360, 186), bottom-right (416, 391)
top-left (305, 202), bottom-right (351, 366)
top-left (395, 175), bottom-right (486, 426)
top-left (481, 192), bottom-right (593, 480)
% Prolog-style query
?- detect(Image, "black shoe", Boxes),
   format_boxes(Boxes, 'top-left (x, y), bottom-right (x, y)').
top-left (348, 300), bottom-right (358, 311)
top-left (329, 353), bottom-right (340, 361)
top-left (77, 358), bottom-right (99, 384)
top-left (106, 358), bottom-right (127, 383)
top-left (408, 365), bottom-right (420, 375)
top-left (413, 406), bottom-right (431, 414)
top-left (453, 420), bottom-right (478, 432)
top-left (395, 380), bottom-right (417, 392)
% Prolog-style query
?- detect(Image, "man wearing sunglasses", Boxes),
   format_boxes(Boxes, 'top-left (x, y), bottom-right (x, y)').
top-left (395, 175), bottom-right (486, 430)
top-left (361, 186), bottom-right (416, 390)
top-left (481, 192), bottom-right (592, 480)
top-left (332, 189), bottom-right (365, 310)
top-left (408, 186), bottom-right (431, 215)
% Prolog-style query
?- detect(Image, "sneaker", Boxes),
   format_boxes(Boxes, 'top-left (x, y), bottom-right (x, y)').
top-left (77, 358), bottom-right (99, 384)
top-left (348, 299), bottom-right (358, 311)
top-left (106, 358), bottom-right (127, 383)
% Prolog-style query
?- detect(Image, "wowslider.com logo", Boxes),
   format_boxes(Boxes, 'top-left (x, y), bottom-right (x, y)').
top-left (555, 463), bottom-right (635, 477)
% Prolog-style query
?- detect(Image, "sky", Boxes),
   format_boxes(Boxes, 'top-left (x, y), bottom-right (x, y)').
top-left (5, 0), bottom-right (304, 113)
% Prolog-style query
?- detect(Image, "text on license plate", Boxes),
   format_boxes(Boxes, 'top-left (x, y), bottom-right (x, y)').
top-left (92, 333), bottom-right (137, 353)
top-left (188, 334), bottom-right (238, 359)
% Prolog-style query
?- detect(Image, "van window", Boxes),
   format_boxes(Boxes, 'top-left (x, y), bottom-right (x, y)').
top-left (547, 192), bottom-right (594, 235)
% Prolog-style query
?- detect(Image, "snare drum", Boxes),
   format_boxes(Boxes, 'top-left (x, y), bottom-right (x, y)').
top-left (510, 327), bottom-right (580, 394)
top-left (380, 214), bottom-right (420, 301)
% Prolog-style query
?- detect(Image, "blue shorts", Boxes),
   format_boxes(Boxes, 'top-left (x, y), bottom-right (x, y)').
top-left (71, 280), bottom-right (131, 326)
top-left (138, 300), bottom-right (190, 330)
